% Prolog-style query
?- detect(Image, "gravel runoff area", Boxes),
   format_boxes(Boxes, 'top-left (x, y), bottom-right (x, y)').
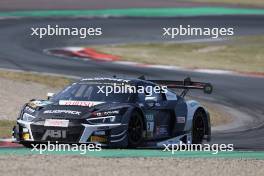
top-left (0, 155), bottom-right (263, 176)
top-left (0, 77), bottom-right (58, 120)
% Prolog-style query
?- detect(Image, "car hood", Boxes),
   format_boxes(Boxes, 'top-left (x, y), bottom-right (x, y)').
top-left (26, 100), bottom-right (131, 119)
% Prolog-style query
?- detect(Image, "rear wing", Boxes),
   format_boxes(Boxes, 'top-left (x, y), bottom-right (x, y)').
top-left (148, 77), bottom-right (213, 96)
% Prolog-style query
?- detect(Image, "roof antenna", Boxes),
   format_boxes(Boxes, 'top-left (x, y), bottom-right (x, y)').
top-left (138, 75), bottom-right (145, 80)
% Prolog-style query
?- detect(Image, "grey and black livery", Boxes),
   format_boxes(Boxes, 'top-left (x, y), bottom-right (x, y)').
top-left (12, 77), bottom-right (213, 148)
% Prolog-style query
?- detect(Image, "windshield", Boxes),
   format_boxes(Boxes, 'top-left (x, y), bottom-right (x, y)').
top-left (51, 83), bottom-right (133, 103)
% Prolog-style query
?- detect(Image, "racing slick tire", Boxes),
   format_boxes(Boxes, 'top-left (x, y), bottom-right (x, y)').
top-left (127, 111), bottom-right (144, 148)
top-left (192, 109), bottom-right (205, 144)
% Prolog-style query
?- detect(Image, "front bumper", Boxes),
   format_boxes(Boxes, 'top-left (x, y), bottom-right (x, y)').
top-left (13, 119), bottom-right (128, 147)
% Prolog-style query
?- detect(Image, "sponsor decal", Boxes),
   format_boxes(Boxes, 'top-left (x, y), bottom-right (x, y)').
top-left (43, 110), bottom-right (81, 115)
top-left (93, 131), bottom-right (106, 136)
top-left (177, 116), bottom-right (186, 123)
top-left (22, 133), bottom-right (30, 140)
top-left (81, 77), bottom-right (130, 83)
top-left (156, 126), bottom-right (168, 136)
top-left (44, 119), bottom-right (69, 127)
top-left (28, 100), bottom-right (51, 108)
top-left (90, 136), bottom-right (107, 143)
top-left (25, 106), bottom-right (35, 113)
top-left (147, 122), bottom-right (154, 137)
top-left (146, 113), bottom-right (155, 137)
top-left (42, 130), bottom-right (67, 140)
top-left (59, 100), bottom-right (104, 107)
top-left (146, 114), bottom-right (154, 121)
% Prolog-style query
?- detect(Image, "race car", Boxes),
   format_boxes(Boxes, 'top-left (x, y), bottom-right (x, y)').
top-left (12, 76), bottom-right (213, 148)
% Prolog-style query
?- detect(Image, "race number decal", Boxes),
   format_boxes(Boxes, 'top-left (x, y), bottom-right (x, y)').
top-left (145, 113), bottom-right (155, 137)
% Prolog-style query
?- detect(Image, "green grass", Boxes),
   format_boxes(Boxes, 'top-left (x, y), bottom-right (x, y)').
top-left (0, 70), bottom-right (72, 88)
top-left (92, 36), bottom-right (264, 73)
top-left (0, 120), bottom-right (16, 138)
top-left (0, 71), bottom-right (73, 139)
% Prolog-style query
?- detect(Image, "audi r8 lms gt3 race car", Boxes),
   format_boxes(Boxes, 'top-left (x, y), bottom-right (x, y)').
top-left (12, 77), bottom-right (213, 148)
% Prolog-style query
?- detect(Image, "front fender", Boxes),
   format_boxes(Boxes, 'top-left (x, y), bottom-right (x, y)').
top-left (185, 100), bottom-right (211, 141)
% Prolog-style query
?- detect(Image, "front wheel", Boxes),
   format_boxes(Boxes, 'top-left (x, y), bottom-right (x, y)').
top-left (128, 111), bottom-right (143, 148)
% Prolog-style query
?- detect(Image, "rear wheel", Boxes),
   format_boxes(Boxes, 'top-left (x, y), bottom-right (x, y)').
top-left (128, 111), bottom-right (143, 148)
top-left (192, 110), bottom-right (205, 144)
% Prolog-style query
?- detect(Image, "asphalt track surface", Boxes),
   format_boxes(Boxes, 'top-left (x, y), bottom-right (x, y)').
top-left (0, 15), bottom-right (264, 150)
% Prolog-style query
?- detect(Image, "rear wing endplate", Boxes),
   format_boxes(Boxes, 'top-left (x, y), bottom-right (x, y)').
top-left (148, 77), bottom-right (213, 94)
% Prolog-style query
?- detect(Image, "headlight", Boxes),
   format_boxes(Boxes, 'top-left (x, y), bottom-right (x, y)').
top-left (95, 110), bottom-right (120, 117)
top-left (87, 115), bottom-right (119, 124)
top-left (88, 109), bottom-right (126, 124)
top-left (22, 113), bottom-right (36, 122)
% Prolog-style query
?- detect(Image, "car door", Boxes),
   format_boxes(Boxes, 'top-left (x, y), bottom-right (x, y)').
top-left (163, 89), bottom-right (188, 136)
top-left (140, 83), bottom-right (173, 140)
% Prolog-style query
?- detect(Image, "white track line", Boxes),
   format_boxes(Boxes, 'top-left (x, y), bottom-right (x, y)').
top-left (43, 46), bottom-right (264, 78)
top-left (0, 138), bottom-right (14, 142)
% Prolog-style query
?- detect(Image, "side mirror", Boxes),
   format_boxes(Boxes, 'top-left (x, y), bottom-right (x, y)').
top-left (145, 96), bottom-right (157, 107)
top-left (47, 92), bottom-right (55, 100)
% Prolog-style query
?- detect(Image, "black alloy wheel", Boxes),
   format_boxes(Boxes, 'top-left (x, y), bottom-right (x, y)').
top-left (192, 110), bottom-right (205, 144)
top-left (128, 111), bottom-right (143, 148)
